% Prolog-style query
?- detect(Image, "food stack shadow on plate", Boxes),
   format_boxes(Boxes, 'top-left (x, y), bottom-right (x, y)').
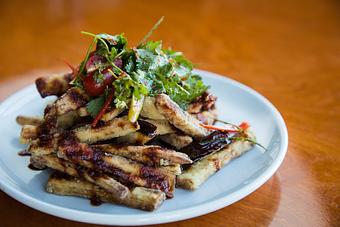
top-left (16, 72), bottom-right (254, 211)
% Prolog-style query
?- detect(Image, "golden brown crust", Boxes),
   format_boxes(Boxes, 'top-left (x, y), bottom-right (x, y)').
top-left (46, 172), bottom-right (166, 211)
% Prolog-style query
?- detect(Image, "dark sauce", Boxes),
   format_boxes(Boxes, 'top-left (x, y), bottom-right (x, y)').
top-left (28, 164), bottom-right (46, 171)
top-left (137, 120), bottom-right (157, 136)
top-left (180, 131), bottom-right (231, 163)
top-left (18, 150), bottom-right (31, 156)
top-left (90, 195), bottom-right (103, 206)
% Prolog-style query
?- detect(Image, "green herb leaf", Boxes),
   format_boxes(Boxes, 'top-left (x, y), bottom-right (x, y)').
top-left (86, 95), bottom-right (105, 117)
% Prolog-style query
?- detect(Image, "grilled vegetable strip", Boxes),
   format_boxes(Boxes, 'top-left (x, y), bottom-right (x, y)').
top-left (73, 116), bottom-right (139, 143)
top-left (55, 87), bottom-right (89, 115)
top-left (19, 125), bottom-right (39, 144)
top-left (16, 116), bottom-right (43, 126)
top-left (101, 108), bottom-right (125, 122)
top-left (155, 94), bottom-right (209, 138)
top-left (56, 143), bottom-right (175, 197)
top-left (35, 73), bottom-right (73, 98)
top-left (159, 133), bottom-right (193, 150)
top-left (46, 172), bottom-right (166, 211)
top-left (93, 144), bottom-right (192, 165)
top-left (177, 131), bottom-right (254, 190)
top-left (30, 154), bottom-right (129, 198)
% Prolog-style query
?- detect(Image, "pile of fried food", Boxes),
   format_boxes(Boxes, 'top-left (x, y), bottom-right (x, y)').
top-left (16, 26), bottom-right (255, 211)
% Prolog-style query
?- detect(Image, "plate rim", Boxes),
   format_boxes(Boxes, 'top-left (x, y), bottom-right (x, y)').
top-left (0, 69), bottom-right (288, 226)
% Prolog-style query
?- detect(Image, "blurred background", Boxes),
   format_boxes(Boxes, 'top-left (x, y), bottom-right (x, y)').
top-left (0, 0), bottom-right (339, 226)
top-left (0, 0), bottom-right (339, 96)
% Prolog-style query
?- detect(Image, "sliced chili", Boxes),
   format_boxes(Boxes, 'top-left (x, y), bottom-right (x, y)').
top-left (91, 92), bottom-right (114, 128)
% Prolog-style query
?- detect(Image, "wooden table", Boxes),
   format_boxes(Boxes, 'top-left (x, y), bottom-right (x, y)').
top-left (0, 0), bottom-right (339, 226)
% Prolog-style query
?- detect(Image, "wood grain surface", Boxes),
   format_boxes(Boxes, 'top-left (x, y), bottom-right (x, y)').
top-left (0, 0), bottom-right (339, 226)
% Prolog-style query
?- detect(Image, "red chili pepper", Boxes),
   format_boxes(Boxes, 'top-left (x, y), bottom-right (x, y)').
top-left (200, 124), bottom-right (239, 133)
top-left (200, 121), bottom-right (250, 133)
top-left (62, 59), bottom-right (78, 78)
top-left (239, 121), bottom-right (250, 130)
top-left (91, 92), bottom-right (114, 128)
top-left (62, 59), bottom-right (75, 72)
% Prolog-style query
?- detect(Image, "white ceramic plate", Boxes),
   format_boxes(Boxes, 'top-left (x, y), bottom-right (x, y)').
top-left (0, 69), bottom-right (288, 226)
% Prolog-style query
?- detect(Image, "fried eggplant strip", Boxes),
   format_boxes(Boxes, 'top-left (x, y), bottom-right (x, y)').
top-left (30, 154), bottom-right (129, 198)
top-left (35, 73), bottom-right (73, 98)
top-left (55, 87), bottom-right (89, 115)
top-left (56, 143), bottom-right (175, 197)
top-left (16, 116), bottom-right (43, 126)
top-left (73, 117), bottom-right (139, 143)
top-left (46, 172), bottom-right (166, 211)
top-left (155, 94), bottom-right (209, 138)
top-left (177, 138), bottom-right (253, 190)
top-left (94, 144), bottom-right (192, 165)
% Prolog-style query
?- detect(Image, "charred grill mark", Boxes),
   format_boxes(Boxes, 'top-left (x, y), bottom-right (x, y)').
top-left (59, 139), bottom-right (172, 196)
top-left (140, 166), bottom-right (171, 197)
top-left (54, 88), bottom-right (89, 116)
top-left (69, 116), bottom-right (93, 130)
top-left (144, 148), bottom-right (160, 164)
top-left (50, 171), bottom-right (76, 180)
top-left (35, 73), bottom-right (73, 98)
top-left (68, 88), bottom-right (88, 107)
top-left (98, 165), bottom-right (136, 189)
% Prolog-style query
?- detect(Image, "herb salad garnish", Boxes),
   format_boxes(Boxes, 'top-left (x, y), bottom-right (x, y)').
top-left (70, 17), bottom-right (209, 124)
